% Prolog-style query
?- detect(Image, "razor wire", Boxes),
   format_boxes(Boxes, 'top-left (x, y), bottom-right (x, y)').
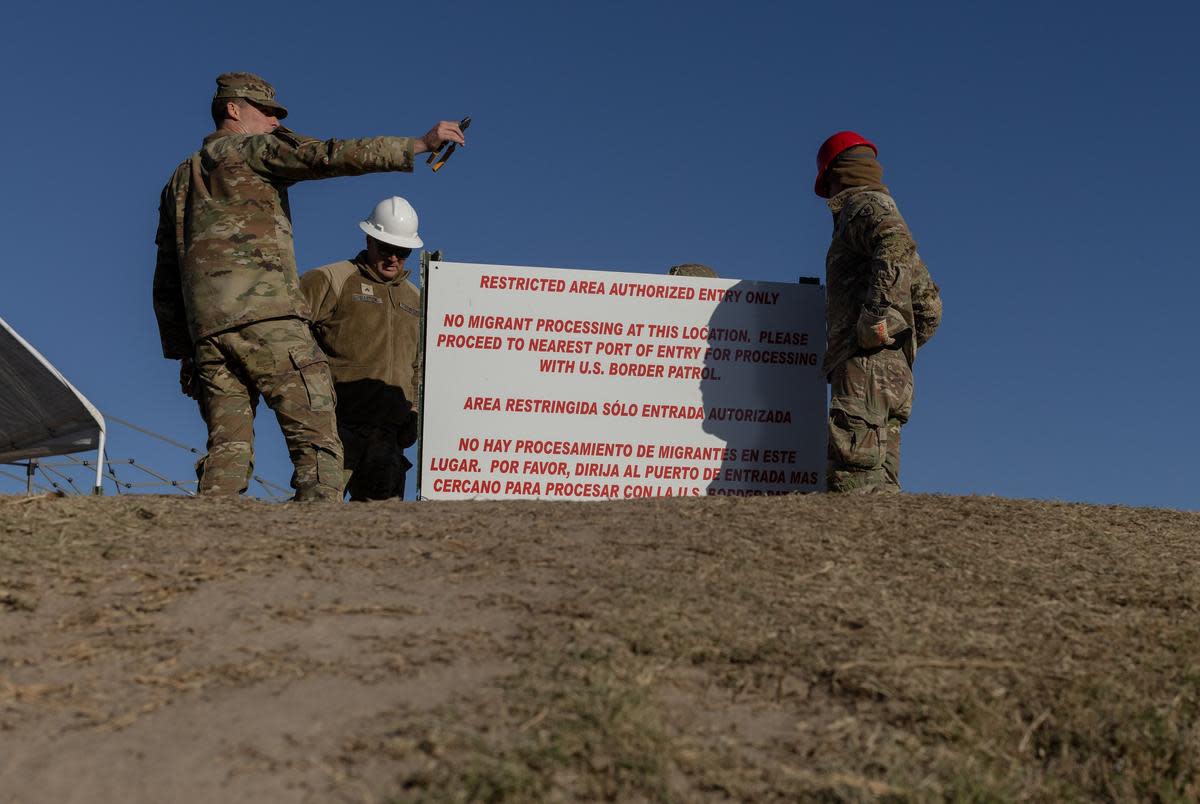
top-left (101, 415), bottom-right (288, 500)
top-left (37, 463), bottom-right (84, 495)
top-left (0, 415), bottom-right (289, 499)
top-left (65, 455), bottom-right (194, 496)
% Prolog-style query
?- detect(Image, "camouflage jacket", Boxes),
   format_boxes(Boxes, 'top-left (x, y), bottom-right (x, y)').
top-left (152, 128), bottom-right (416, 359)
top-left (823, 188), bottom-right (942, 376)
top-left (300, 252), bottom-right (421, 431)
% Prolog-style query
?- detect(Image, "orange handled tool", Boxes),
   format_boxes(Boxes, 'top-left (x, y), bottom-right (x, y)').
top-left (427, 116), bottom-right (471, 172)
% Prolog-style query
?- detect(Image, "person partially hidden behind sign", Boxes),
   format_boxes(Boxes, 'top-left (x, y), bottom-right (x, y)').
top-left (668, 263), bottom-right (718, 278)
top-left (299, 197), bottom-right (424, 501)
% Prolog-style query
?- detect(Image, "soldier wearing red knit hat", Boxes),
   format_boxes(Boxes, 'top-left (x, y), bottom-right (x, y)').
top-left (815, 132), bottom-right (942, 493)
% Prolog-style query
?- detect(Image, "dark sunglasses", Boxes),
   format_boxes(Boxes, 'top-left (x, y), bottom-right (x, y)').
top-left (373, 240), bottom-right (413, 259)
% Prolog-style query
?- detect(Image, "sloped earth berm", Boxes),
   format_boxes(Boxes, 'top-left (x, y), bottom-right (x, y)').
top-left (0, 493), bottom-right (1197, 803)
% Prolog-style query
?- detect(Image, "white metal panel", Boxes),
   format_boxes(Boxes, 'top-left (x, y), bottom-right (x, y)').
top-left (420, 262), bottom-right (825, 500)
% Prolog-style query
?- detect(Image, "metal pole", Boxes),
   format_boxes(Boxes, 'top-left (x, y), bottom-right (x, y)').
top-left (416, 250), bottom-right (439, 500)
top-left (26, 461), bottom-right (35, 495)
top-left (93, 426), bottom-right (107, 495)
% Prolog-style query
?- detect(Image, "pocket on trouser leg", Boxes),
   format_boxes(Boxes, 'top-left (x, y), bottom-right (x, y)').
top-left (288, 345), bottom-right (336, 412)
top-left (878, 350), bottom-right (914, 425)
top-left (827, 402), bottom-right (891, 493)
top-left (828, 406), bottom-right (887, 471)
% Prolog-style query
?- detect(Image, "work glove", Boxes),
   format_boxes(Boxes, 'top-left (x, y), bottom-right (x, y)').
top-left (856, 308), bottom-right (912, 350)
top-left (855, 309), bottom-right (895, 349)
top-left (179, 357), bottom-right (200, 399)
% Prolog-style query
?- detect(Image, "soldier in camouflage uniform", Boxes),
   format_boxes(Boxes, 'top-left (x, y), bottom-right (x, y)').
top-left (814, 132), bottom-right (942, 493)
top-left (153, 72), bottom-right (465, 501)
top-left (300, 197), bottom-right (424, 501)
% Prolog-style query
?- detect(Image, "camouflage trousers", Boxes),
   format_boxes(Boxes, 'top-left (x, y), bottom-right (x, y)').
top-left (339, 420), bottom-right (413, 502)
top-left (194, 317), bottom-right (344, 502)
top-left (827, 347), bottom-right (913, 493)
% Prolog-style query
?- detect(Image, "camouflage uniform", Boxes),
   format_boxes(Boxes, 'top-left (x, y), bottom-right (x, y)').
top-left (300, 252), bottom-right (422, 501)
top-left (824, 188), bottom-right (941, 493)
top-left (153, 73), bottom-right (418, 501)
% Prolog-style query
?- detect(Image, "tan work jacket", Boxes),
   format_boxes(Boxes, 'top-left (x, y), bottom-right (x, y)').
top-left (300, 252), bottom-right (421, 430)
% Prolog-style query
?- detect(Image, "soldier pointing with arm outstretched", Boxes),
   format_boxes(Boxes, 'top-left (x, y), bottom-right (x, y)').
top-left (152, 71), bottom-right (464, 501)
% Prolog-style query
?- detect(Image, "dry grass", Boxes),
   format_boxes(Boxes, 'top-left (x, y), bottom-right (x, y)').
top-left (1, 493), bottom-right (1198, 802)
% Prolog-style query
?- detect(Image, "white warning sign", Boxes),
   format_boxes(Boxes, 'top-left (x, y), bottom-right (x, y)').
top-left (419, 262), bottom-right (826, 500)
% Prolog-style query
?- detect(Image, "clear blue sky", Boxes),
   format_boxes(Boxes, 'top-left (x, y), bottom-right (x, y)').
top-left (1, 1), bottom-right (1196, 509)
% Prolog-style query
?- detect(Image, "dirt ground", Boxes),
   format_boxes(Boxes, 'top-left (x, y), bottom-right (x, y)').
top-left (1, 492), bottom-right (1197, 803)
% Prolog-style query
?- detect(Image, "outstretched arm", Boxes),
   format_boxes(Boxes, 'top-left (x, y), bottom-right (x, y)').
top-left (240, 120), bottom-right (468, 181)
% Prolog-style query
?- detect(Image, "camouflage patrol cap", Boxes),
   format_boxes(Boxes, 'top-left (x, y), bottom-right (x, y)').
top-left (213, 72), bottom-right (288, 119)
top-left (668, 263), bottom-right (718, 278)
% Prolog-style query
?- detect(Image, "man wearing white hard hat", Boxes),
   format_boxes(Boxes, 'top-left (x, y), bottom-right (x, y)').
top-left (299, 197), bottom-right (424, 501)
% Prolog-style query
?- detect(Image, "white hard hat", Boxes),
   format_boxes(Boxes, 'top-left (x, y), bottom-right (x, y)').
top-left (359, 196), bottom-right (423, 249)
